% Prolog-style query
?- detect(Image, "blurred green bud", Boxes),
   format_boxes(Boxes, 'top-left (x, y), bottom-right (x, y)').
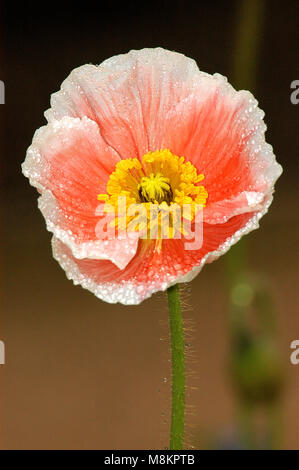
top-left (231, 330), bottom-right (283, 404)
top-left (231, 282), bottom-right (255, 307)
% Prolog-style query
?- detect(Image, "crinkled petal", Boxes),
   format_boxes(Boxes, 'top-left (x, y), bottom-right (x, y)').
top-left (203, 190), bottom-right (265, 224)
top-left (44, 49), bottom-right (282, 226)
top-left (158, 74), bottom-right (282, 214)
top-left (44, 48), bottom-right (202, 158)
top-left (52, 198), bottom-right (271, 304)
top-left (23, 48), bottom-right (283, 304)
top-left (22, 116), bottom-right (139, 267)
top-left (38, 189), bottom-right (138, 269)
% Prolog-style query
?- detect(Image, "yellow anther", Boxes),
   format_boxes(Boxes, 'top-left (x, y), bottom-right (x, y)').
top-left (138, 173), bottom-right (172, 204)
top-left (97, 149), bottom-right (208, 239)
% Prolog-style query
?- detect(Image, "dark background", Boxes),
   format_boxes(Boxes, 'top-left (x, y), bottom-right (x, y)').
top-left (1, 0), bottom-right (298, 449)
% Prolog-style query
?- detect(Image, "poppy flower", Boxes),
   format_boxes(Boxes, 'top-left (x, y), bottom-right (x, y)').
top-left (22, 48), bottom-right (282, 304)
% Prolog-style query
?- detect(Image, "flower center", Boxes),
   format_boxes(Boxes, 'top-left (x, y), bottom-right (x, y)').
top-left (97, 149), bottom-right (208, 239)
top-left (138, 173), bottom-right (173, 204)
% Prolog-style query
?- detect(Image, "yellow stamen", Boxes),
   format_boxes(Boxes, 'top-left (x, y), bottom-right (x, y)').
top-left (138, 173), bottom-right (172, 204)
top-left (97, 149), bottom-right (208, 240)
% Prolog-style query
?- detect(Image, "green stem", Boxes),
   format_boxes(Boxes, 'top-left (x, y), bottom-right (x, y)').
top-left (239, 400), bottom-right (257, 450)
top-left (265, 401), bottom-right (281, 450)
top-left (167, 284), bottom-right (185, 450)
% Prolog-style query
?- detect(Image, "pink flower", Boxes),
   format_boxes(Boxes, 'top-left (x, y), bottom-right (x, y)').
top-left (22, 48), bottom-right (282, 304)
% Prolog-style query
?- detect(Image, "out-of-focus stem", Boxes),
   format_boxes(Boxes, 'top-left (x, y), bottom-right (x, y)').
top-left (227, 0), bottom-right (265, 287)
top-left (239, 401), bottom-right (257, 450)
top-left (229, 0), bottom-right (265, 450)
top-left (232, 0), bottom-right (265, 92)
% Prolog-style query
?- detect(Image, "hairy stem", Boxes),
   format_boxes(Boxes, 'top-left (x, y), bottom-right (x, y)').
top-left (167, 284), bottom-right (185, 450)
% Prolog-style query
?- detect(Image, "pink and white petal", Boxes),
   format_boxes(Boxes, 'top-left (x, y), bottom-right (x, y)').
top-left (44, 48), bottom-right (202, 158)
top-left (43, 49), bottom-right (281, 206)
top-left (39, 189), bottom-right (138, 268)
top-left (52, 236), bottom-right (152, 304)
top-left (155, 198), bottom-right (271, 291)
top-left (203, 190), bottom-right (265, 224)
top-left (51, 197), bottom-right (270, 305)
top-left (21, 116), bottom-right (139, 266)
top-left (159, 73), bottom-right (282, 206)
top-left (22, 116), bottom-right (120, 243)
top-left (52, 236), bottom-right (195, 305)
top-left (179, 194), bottom-right (273, 279)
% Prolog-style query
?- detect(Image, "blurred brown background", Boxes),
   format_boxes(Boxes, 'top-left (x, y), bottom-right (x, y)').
top-left (1, 0), bottom-right (298, 449)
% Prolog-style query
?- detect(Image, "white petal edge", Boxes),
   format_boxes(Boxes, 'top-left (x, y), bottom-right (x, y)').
top-left (21, 116), bottom-right (138, 269)
top-left (43, 50), bottom-right (282, 199)
top-left (42, 48), bottom-right (282, 228)
top-left (51, 195), bottom-right (273, 305)
top-left (44, 48), bottom-right (201, 123)
top-left (39, 189), bottom-right (139, 270)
